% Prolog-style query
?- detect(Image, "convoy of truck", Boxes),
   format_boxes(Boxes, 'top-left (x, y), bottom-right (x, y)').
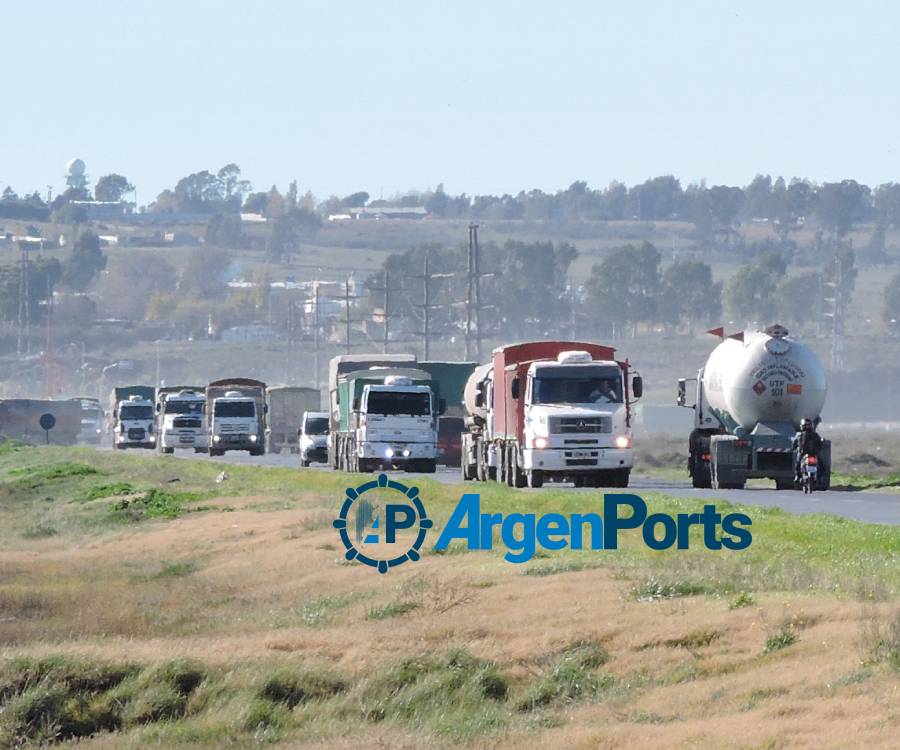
top-left (0, 325), bottom-right (835, 493)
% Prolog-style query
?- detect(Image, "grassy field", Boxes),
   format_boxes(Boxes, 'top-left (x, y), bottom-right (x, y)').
top-left (0, 443), bottom-right (897, 748)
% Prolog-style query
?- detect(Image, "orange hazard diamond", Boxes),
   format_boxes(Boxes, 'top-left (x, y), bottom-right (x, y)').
top-left (752, 380), bottom-right (766, 395)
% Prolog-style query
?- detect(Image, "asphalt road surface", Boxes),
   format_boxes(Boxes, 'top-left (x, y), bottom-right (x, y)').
top-left (162, 449), bottom-right (900, 526)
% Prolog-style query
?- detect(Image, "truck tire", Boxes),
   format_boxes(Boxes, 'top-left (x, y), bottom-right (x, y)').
top-left (614, 469), bottom-right (631, 488)
top-left (511, 449), bottom-right (526, 488)
top-left (209, 448), bottom-right (222, 457)
top-left (161, 447), bottom-right (174, 455)
top-left (527, 470), bottom-right (543, 489)
top-left (420, 459), bottom-right (437, 474)
top-left (250, 447), bottom-right (264, 457)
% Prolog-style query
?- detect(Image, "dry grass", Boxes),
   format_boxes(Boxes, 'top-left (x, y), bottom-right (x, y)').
top-left (0, 446), bottom-right (897, 748)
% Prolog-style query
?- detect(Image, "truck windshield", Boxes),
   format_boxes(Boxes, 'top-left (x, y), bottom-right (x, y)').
top-left (533, 372), bottom-right (623, 405)
top-left (304, 417), bottom-right (329, 435)
top-left (215, 401), bottom-right (255, 418)
top-left (120, 405), bottom-right (153, 420)
top-left (166, 401), bottom-right (203, 415)
top-left (367, 391), bottom-right (431, 416)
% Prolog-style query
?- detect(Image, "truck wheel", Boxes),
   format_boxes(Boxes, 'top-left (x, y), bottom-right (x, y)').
top-left (161, 447), bottom-right (174, 455)
top-left (573, 475), bottom-right (585, 488)
top-left (250, 447), bottom-right (264, 457)
top-left (527, 470), bottom-right (543, 489)
top-left (300, 459), bottom-right (310, 468)
top-left (775, 479), bottom-right (793, 491)
top-left (615, 469), bottom-right (631, 488)
top-left (208, 448), bottom-right (221, 457)
top-left (420, 459), bottom-right (437, 474)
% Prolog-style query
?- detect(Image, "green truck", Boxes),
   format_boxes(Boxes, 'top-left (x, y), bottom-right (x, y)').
top-left (419, 361), bottom-right (477, 466)
top-left (328, 354), bottom-right (442, 473)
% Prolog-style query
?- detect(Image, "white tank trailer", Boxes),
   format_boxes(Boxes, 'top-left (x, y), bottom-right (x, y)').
top-left (677, 325), bottom-right (830, 490)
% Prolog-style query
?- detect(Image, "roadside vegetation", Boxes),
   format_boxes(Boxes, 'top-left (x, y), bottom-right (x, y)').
top-left (0, 444), bottom-right (897, 748)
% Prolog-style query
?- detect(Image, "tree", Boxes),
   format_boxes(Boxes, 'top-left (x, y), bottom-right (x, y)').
top-left (0, 258), bottom-right (62, 323)
top-left (659, 260), bottom-right (721, 333)
top-left (884, 271), bottom-right (900, 336)
top-left (179, 248), bottom-right (231, 299)
top-left (268, 208), bottom-right (321, 262)
top-left (723, 265), bottom-right (777, 324)
top-left (63, 230), bottom-right (107, 290)
top-left (217, 163), bottom-right (251, 207)
top-left (205, 213), bottom-right (244, 248)
top-left (584, 242), bottom-right (661, 336)
top-left (94, 174), bottom-right (134, 202)
top-left (95, 251), bottom-right (176, 319)
top-left (816, 180), bottom-right (871, 238)
top-left (51, 202), bottom-right (89, 225)
top-left (775, 272), bottom-right (823, 333)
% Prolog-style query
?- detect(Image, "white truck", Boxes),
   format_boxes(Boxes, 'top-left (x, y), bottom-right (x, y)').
top-left (332, 367), bottom-right (442, 473)
top-left (461, 342), bottom-right (642, 488)
top-left (678, 324), bottom-right (830, 490)
top-left (206, 378), bottom-right (267, 456)
top-left (156, 387), bottom-right (208, 454)
top-left (266, 386), bottom-right (320, 454)
top-left (299, 410), bottom-right (329, 466)
top-left (110, 386), bottom-right (157, 450)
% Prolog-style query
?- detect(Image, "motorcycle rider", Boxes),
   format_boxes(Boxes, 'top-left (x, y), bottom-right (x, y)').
top-left (793, 418), bottom-right (823, 487)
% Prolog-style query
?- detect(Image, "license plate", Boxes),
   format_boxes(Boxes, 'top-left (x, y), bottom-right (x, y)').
top-left (572, 450), bottom-right (591, 458)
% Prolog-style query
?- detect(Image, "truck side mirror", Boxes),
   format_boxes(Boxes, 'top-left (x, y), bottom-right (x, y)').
top-left (352, 397), bottom-right (360, 411)
top-left (676, 379), bottom-right (687, 407)
top-left (632, 376), bottom-right (643, 399)
top-left (474, 392), bottom-right (483, 408)
top-left (439, 398), bottom-right (446, 415)
top-left (511, 377), bottom-right (520, 400)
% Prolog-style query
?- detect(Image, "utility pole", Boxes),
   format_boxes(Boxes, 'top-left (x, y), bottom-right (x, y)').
top-left (465, 224), bottom-right (493, 360)
top-left (423, 256), bottom-right (431, 359)
top-left (344, 277), bottom-right (352, 354)
top-left (313, 283), bottom-right (321, 391)
top-left (16, 243), bottom-right (30, 358)
top-left (44, 275), bottom-right (54, 398)
top-left (383, 269), bottom-right (391, 353)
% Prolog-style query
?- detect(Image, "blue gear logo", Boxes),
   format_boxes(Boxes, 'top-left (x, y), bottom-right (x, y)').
top-left (333, 473), bottom-right (432, 574)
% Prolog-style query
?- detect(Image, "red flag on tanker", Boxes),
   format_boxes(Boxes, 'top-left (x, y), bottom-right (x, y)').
top-left (728, 331), bottom-right (745, 342)
top-left (706, 327), bottom-right (724, 337)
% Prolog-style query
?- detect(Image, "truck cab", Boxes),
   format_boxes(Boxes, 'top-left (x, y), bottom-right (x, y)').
top-left (71, 398), bottom-right (104, 444)
top-left (355, 377), bottom-right (439, 472)
top-left (115, 395), bottom-right (156, 450)
top-left (209, 391), bottom-right (263, 455)
top-left (520, 352), bottom-right (636, 487)
top-left (158, 390), bottom-right (207, 454)
top-left (299, 410), bottom-right (329, 467)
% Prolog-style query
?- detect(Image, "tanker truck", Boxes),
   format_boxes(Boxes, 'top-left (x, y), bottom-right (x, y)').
top-left (677, 324), bottom-right (830, 490)
top-left (461, 341), bottom-right (643, 488)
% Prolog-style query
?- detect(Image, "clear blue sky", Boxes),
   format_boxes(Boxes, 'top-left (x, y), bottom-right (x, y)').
top-left (4, 1), bottom-right (898, 204)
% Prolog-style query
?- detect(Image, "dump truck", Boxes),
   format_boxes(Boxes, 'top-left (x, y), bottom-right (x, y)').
top-left (206, 378), bottom-right (267, 456)
top-left (327, 354), bottom-right (417, 468)
top-left (0, 399), bottom-right (81, 445)
top-left (155, 387), bottom-right (207, 454)
top-left (677, 324), bottom-right (830, 490)
top-left (109, 386), bottom-right (156, 449)
top-left (329, 357), bottom-right (441, 472)
top-left (461, 341), bottom-right (642, 488)
top-left (68, 397), bottom-right (104, 444)
top-left (265, 386), bottom-right (320, 454)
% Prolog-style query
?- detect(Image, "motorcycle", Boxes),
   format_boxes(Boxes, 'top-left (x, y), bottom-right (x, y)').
top-left (800, 454), bottom-right (818, 494)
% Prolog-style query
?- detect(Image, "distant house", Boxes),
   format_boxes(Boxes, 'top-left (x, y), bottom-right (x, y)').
top-left (221, 324), bottom-right (279, 342)
top-left (348, 206), bottom-right (428, 220)
top-left (69, 200), bottom-right (134, 221)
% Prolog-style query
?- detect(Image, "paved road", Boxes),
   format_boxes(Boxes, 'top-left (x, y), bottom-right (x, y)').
top-left (164, 449), bottom-right (900, 526)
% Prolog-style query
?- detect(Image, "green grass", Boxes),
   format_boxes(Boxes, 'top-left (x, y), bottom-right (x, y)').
top-left (365, 600), bottom-right (419, 620)
top-left (764, 628), bottom-right (798, 654)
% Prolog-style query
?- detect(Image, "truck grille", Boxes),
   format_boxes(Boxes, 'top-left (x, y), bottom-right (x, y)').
top-left (552, 416), bottom-right (611, 434)
top-left (219, 424), bottom-right (249, 434)
top-left (127, 428), bottom-right (145, 440)
top-left (173, 417), bottom-right (201, 429)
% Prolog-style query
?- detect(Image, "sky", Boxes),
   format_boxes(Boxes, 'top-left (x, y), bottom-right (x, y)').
top-left (3, 1), bottom-right (899, 204)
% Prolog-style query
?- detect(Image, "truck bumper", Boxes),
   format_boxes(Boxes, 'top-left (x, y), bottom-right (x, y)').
top-left (212, 436), bottom-right (260, 451)
top-left (302, 447), bottom-right (328, 463)
top-left (162, 432), bottom-right (205, 449)
top-left (523, 447), bottom-right (633, 472)
top-left (359, 442), bottom-right (437, 460)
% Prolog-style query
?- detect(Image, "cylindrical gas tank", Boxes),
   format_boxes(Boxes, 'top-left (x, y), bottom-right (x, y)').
top-left (702, 326), bottom-right (827, 433)
top-left (463, 363), bottom-right (492, 421)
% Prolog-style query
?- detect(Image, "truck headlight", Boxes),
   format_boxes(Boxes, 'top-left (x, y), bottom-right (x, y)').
top-left (533, 436), bottom-right (548, 449)
top-left (402, 448), bottom-right (411, 457)
top-left (213, 435), bottom-right (221, 443)
top-left (149, 436), bottom-right (156, 443)
top-left (250, 435), bottom-right (258, 442)
top-left (385, 448), bottom-right (394, 458)
top-left (615, 435), bottom-right (631, 449)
